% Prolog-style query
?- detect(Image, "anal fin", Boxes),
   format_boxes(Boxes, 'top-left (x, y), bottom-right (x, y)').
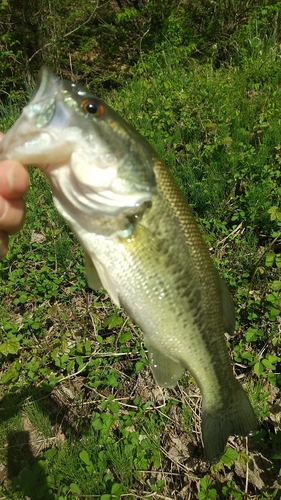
top-left (148, 345), bottom-right (185, 388)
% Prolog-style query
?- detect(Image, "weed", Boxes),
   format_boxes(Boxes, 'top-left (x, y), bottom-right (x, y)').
top-left (198, 475), bottom-right (217, 500)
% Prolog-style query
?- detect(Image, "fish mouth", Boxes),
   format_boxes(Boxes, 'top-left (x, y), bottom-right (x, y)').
top-left (17, 66), bottom-right (63, 130)
top-left (29, 67), bottom-right (68, 130)
top-left (0, 67), bottom-right (77, 164)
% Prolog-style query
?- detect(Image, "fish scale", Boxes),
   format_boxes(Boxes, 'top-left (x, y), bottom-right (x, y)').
top-left (0, 66), bottom-right (257, 462)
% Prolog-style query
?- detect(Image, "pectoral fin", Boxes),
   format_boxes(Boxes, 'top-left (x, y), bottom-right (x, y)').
top-left (85, 252), bottom-right (102, 290)
top-left (85, 252), bottom-right (120, 307)
top-left (148, 345), bottom-right (184, 388)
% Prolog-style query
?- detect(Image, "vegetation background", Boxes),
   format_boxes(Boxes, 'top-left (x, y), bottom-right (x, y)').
top-left (0, 0), bottom-right (281, 498)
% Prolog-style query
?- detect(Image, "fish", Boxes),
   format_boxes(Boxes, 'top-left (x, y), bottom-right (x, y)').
top-left (0, 66), bottom-right (257, 462)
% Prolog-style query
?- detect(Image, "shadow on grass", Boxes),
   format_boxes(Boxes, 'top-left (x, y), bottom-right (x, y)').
top-left (7, 430), bottom-right (55, 500)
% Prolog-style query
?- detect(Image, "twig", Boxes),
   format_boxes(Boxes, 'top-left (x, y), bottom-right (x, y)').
top-left (57, 361), bottom-right (90, 383)
top-left (122, 491), bottom-right (173, 500)
top-left (216, 222), bottom-right (243, 247)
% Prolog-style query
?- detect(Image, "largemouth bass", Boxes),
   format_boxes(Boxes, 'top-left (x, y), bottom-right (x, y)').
top-left (0, 67), bottom-right (257, 462)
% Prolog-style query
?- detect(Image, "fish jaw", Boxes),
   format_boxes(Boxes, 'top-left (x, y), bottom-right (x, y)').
top-left (0, 67), bottom-right (80, 165)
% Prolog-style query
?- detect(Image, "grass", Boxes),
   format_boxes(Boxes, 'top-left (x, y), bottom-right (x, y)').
top-left (0, 39), bottom-right (281, 499)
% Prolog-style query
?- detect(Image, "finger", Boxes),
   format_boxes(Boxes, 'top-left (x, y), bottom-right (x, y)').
top-left (0, 196), bottom-right (26, 234)
top-left (0, 230), bottom-right (9, 259)
top-left (0, 160), bottom-right (29, 199)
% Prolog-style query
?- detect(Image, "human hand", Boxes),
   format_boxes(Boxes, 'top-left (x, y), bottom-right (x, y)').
top-left (0, 132), bottom-right (30, 258)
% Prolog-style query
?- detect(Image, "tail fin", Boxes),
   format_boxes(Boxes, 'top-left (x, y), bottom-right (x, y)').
top-left (201, 380), bottom-right (257, 463)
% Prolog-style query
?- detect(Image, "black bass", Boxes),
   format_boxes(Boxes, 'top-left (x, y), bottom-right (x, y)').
top-left (0, 67), bottom-right (257, 462)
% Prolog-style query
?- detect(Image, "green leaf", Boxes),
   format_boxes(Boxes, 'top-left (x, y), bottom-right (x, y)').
top-left (61, 337), bottom-right (69, 353)
top-left (92, 417), bottom-right (103, 431)
top-left (271, 281), bottom-right (281, 291)
top-left (135, 361), bottom-right (144, 372)
top-left (109, 401), bottom-right (119, 413)
top-left (70, 483), bottom-right (81, 494)
top-left (221, 447), bottom-right (238, 466)
top-left (267, 355), bottom-right (280, 364)
top-left (222, 482), bottom-right (242, 499)
top-left (1, 362), bottom-right (19, 383)
top-left (265, 251), bottom-right (275, 267)
top-left (84, 339), bottom-right (92, 354)
top-left (262, 359), bottom-right (277, 370)
top-left (79, 450), bottom-right (91, 465)
top-left (241, 351), bottom-right (254, 362)
top-left (268, 206), bottom-right (281, 221)
top-left (13, 293), bottom-right (28, 305)
top-left (200, 475), bottom-right (212, 492)
top-left (267, 293), bottom-right (280, 304)
top-left (44, 449), bottom-right (57, 460)
top-left (237, 452), bottom-right (250, 465)
top-left (0, 336), bottom-right (20, 356)
top-left (266, 306), bottom-right (280, 319)
top-left (31, 322), bottom-right (40, 330)
top-left (119, 331), bottom-right (132, 344)
top-left (107, 374), bottom-right (119, 387)
top-left (111, 482), bottom-right (123, 496)
top-left (104, 314), bottom-right (123, 329)
top-left (276, 254), bottom-right (281, 268)
top-left (209, 489), bottom-right (217, 499)
top-left (254, 362), bottom-right (264, 376)
top-left (245, 327), bottom-right (257, 342)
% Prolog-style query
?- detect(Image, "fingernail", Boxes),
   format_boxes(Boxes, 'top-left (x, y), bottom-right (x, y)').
top-left (0, 197), bottom-right (8, 221)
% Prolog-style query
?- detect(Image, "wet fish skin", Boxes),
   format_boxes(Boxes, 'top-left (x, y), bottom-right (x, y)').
top-left (0, 67), bottom-right (257, 461)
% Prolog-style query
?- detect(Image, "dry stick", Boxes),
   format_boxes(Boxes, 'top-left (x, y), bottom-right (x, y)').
top-left (121, 493), bottom-right (173, 500)
top-left (216, 221), bottom-right (243, 247)
top-left (56, 349), bottom-right (132, 383)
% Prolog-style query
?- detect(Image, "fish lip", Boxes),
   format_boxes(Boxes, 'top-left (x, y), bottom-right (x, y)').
top-left (26, 66), bottom-right (63, 128)
top-left (33, 66), bottom-right (60, 105)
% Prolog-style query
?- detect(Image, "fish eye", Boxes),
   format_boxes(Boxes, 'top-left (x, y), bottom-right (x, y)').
top-left (81, 98), bottom-right (104, 117)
